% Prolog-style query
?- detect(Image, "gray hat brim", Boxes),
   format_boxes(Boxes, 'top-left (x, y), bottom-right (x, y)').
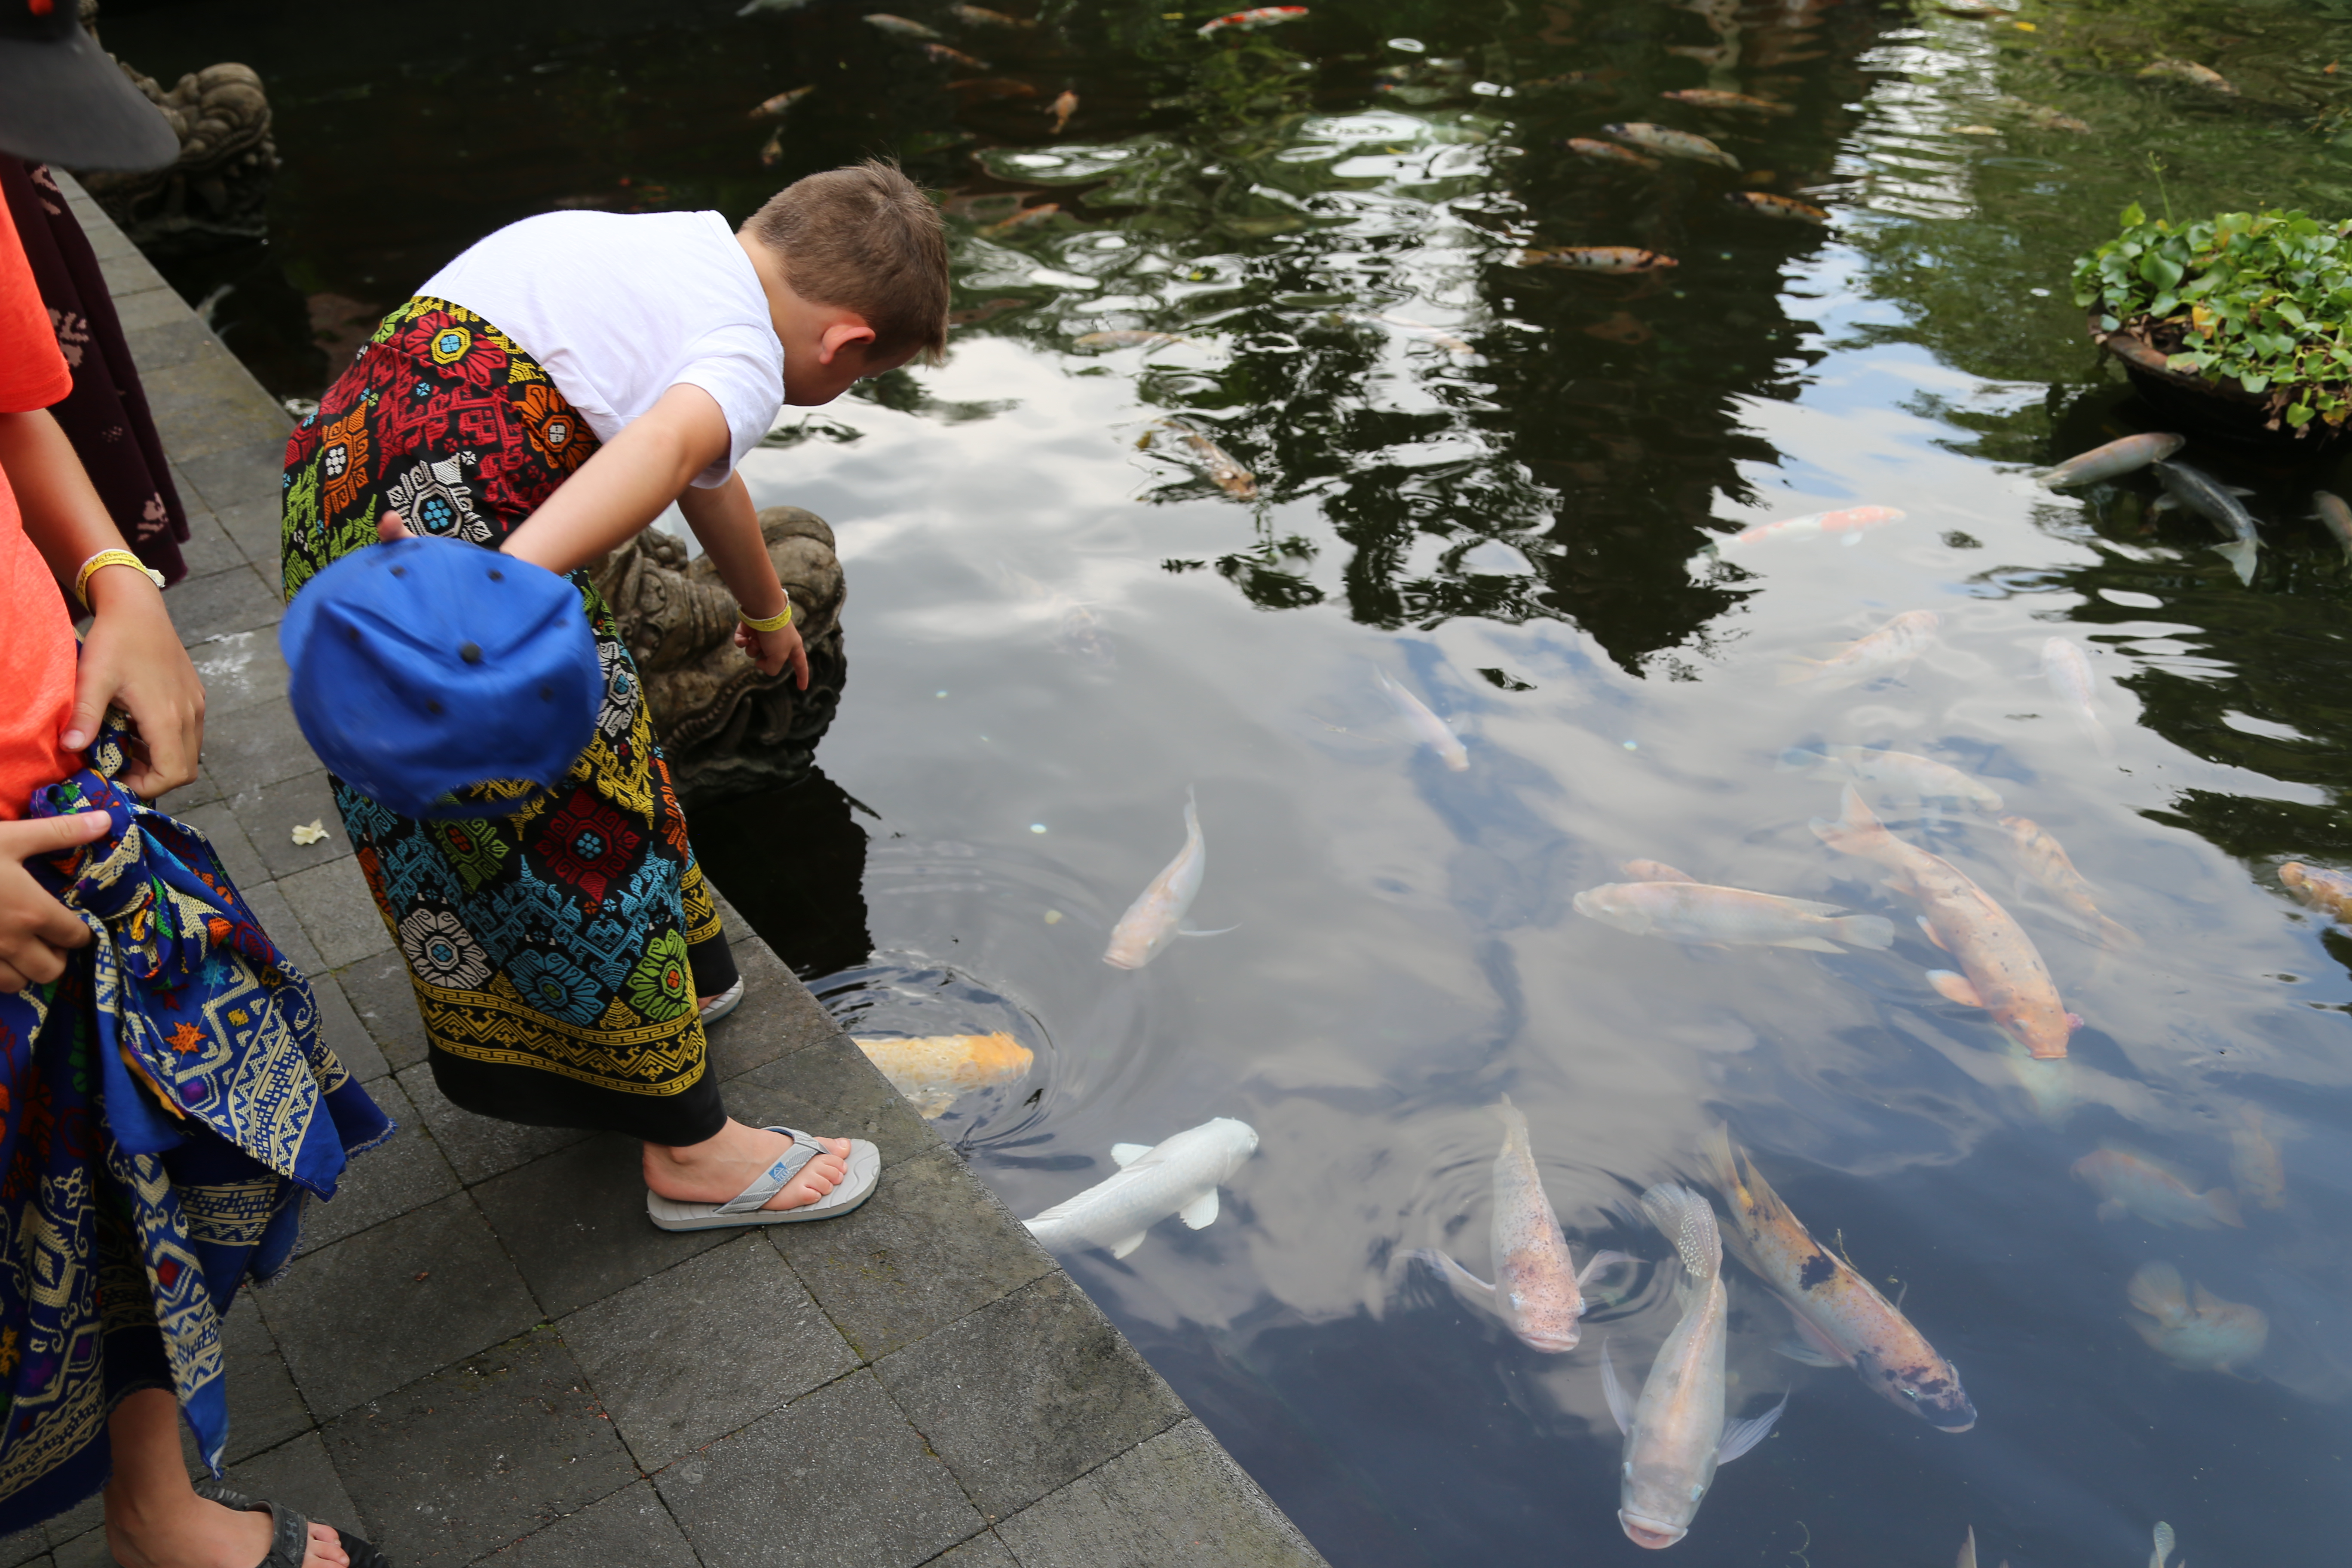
top-left (0, 24), bottom-right (178, 172)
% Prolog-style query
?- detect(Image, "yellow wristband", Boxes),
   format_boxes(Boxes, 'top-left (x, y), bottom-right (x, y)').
top-left (73, 549), bottom-right (164, 607)
top-left (739, 600), bottom-right (795, 633)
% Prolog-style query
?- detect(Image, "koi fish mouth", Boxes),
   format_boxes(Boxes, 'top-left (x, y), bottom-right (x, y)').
top-left (1619, 1512), bottom-right (1687, 1550)
top-left (1933, 1414), bottom-right (1978, 1433)
top-left (1519, 1327), bottom-right (1580, 1353)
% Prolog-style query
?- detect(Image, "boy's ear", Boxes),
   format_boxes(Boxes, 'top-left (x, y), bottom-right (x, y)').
top-left (817, 318), bottom-right (878, 365)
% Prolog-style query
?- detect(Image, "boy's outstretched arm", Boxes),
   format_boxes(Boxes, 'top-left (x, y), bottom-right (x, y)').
top-left (676, 474), bottom-right (809, 690)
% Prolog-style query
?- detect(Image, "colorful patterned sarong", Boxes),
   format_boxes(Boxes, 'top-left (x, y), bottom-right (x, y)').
top-left (280, 296), bottom-right (734, 1146)
top-left (0, 753), bottom-right (390, 1534)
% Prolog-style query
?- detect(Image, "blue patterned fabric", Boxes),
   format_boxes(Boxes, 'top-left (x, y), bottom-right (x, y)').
top-left (0, 762), bottom-right (389, 1534)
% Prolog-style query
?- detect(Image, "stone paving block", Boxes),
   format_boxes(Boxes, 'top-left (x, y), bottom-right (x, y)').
top-left (874, 1272), bottom-right (1187, 1520)
top-left (278, 855), bottom-right (393, 969)
top-left (229, 768), bottom-right (352, 881)
top-left (177, 508), bottom-right (246, 578)
top-left (312, 971), bottom-right (389, 1084)
top-left (184, 628), bottom-right (289, 719)
top-left (44, 1531), bottom-right (99, 1568)
top-left (174, 800), bottom-right (267, 892)
top-left (92, 241), bottom-right (170, 298)
top-left (122, 315), bottom-right (227, 373)
top-left (725, 1034), bottom-right (937, 1170)
top-left (220, 1430), bottom-right (371, 1547)
top-left (704, 939), bottom-right (838, 1082)
top-left (217, 496), bottom-right (284, 576)
top-left (218, 1292), bottom-right (312, 1465)
top-left (107, 282), bottom-right (186, 332)
top-left (655, 1369), bottom-right (983, 1568)
top-left (0, 1525), bottom-right (41, 1568)
top-left (300, 1076), bottom-right (459, 1252)
top-left (771, 1148), bottom-right (1056, 1362)
top-left (559, 1236), bottom-right (855, 1470)
top-left (321, 1326), bottom-right (637, 1568)
top-left (258, 1193), bottom-right (541, 1418)
top-left (340, 950), bottom-right (428, 1072)
top-left (474, 1479), bottom-right (697, 1568)
top-left (36, 1490), bottom-right (98, 1556)
top-left (167, 561), bottom-right (282, 645)
top-left (922, 1529), bottom-right (1019, 1567)
top-left (240, 879), bottom-right (325, 980)
top-left (992, 1419), bottom-right (1327, 1568)
top-left (199, 696), bottom-right (322, 798)
top-left (176, 436), bottom-right (290, 518)
top-left (144, 355), bottom-right (291, 460)
top-left (471, 1133), bottom-right (731, 1319)
top-left (395, 1064), bottom-right (589, 1186)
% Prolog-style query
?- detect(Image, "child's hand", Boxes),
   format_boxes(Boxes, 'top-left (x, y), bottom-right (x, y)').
top-left (66, 567), bottom-right (204, 799)
top-left (0, 811), bottom-right (107, 991)
top-left (733, 618), bottom-right (810, 689)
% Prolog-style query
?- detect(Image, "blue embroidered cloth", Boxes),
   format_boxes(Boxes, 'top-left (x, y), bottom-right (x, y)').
top-left (0, 765), bottom-right (389, 1533)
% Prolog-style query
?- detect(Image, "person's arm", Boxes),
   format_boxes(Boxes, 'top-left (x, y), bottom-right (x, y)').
top-left (675, 472), bottom-right (808, 689)
top-left (0, 811), bottom-right (110, 991)
top-left (496, 382), bottom-right (733, 576)
top-left (0, 408), bottom-right (202, 799)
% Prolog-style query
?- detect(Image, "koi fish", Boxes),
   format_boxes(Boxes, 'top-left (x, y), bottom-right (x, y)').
top-left (1723, 191), bottom-right (1830, 225)
top-left (1198, 5), bottom-right (1307, 35)
top-left (1779, 746), bottom-right (2003, 813)
top-left (758, 128), bottom-right (785, 167)
top-left (1102, 787), bottom-right (1233, 968)
top-left (2037, 431), bottom-right (2182, 488)
top-left (1350, 312), bottom-right (1475, 356)
top-left (1779, 609), bottom-right (1938, 686)
top-left (2073, 1148), bottom-right (2244, 1229)
top-left (1408, 1097), bottom-right (1628, 1352)
top-left (1573, 880), bottom-right (1894, 952)
top-left (1376, 669), bottom-right (1468, 771)
top-left (749, 85), bottom-right (817, 118)
top-left (2315, 491), bottom-right (2352, 558)
top-left (1813, 787), bottom-right (2078, 1057)
top-left (950, 2), bottom-right (1036, 24)
top-left (986, 201), bottom-right (1060, 233)
top-left (2021, 103), bottom-right (2091, 132)
top-left (2153, 459), bottom-right (2259, 585)
top-left (864, 12), bottom-right (946, 38)
top-left (1604, 122), bottom-right (1741, 170)
top-left (947, 77), bottom-right (1040, 98)
top-left (1620, 859), bottom-right (1698, 883)
top-left (2126, 1262), bottom-right (2267, 1372)
top-left (2042, 636), bottom-right (2113, 756)
top-left (1522, 245), bottom-right (1678, 274)
top-left (1702, 1127), bottom-right (1975, 1430)
top-left (1564, 136), bottom-right (1660, 170)
top-left (2149, 1522), bottom-right (2179, 1568)
top-left (2282, 861), bottom-right (2352, 921)
top-left (1602, 1184), bottom-right (1784, 1550)
top-left (854, 1032), bottom-right (1035, 1117)
top-left (1730, 504), bottom-right (1904, 544)
top-left (738, 0), bottom-right (815, 13)
top-left (2230, 1105), bottom-right (2285, 1211)
top-left (2139, 58), bottom-right (2238, 94)
top-left (1074, 330), bottom-right (1192, 349)
top-left (1999, 813), bottom-right (2138, 949)
top-left (1050, 88), bottom-right (1077, 132)
top-left (1024, 1118), bottom-right (1259, 1257)
top-left (1148, 416), bottom-right (1257, 499)
top-left (922, 41), bottom-right (990, 67)
top-left (1662, 89), bottom-right (1792, 114)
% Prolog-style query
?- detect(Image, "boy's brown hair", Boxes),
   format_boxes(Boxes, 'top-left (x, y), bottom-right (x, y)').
top-left (747, 159), bottom-right (950, 365)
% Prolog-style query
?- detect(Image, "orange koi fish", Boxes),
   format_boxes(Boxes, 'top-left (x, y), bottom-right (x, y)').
top-left (1565, 136), bottom-right (1660, 170)
top-left (1050, 88), bottom-right (1078, 132)
top-left (1198, 5), bottom-right (1307, 35)
top-left (1730, 504), bottom-right (1904, 544)
top-left (1522, 245), bottom-right (1678, 274)
top-left (749, 85), bottom-right (816, 118)
top-left (1662, 89), bottom-right (1792, 114)
top-left (2281, 861), bottom-right (2352, 922)
top-left (1724, 191), bottom-right (1829, 224)
top-left (2073, 1148), bottom-right (2242, 1228)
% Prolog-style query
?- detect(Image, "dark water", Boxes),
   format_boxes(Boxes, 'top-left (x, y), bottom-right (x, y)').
top-left (104, 0), bottom-right (2352, 1559)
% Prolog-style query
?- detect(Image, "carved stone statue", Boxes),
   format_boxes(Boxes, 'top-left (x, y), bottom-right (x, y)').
top-left (590, 506), bottom-right (848, 803)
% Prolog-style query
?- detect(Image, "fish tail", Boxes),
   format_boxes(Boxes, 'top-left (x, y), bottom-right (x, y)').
top-left (2096, 915), bottom-right (2143, 950)
top-left (1491, 1094), bottom-right (1530, 1140)
top-left (2125, 1260), bottom-right (2187, 1323)
top-left (1697, 1123), bottom-right (1743, 1200)
top-left (1831, 913), bottom-right (1897, 950)
top-left (1640, 1182), bottom-right (1721, 1284)
top-left (1810, 783), bottom-right (1885, 855)
top-left (2215, 538), bottom-right (2257, 586)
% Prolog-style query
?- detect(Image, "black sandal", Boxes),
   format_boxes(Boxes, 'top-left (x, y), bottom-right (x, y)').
top-left (194, 1479), bottom-right (391, 1568)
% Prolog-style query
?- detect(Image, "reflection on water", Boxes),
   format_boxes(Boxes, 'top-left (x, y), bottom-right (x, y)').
top-left (111, 0), bottom-right (2352, 1558)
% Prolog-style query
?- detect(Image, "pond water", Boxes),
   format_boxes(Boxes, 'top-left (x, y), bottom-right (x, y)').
top-left (105, 0), bottom-right (2352, 1559)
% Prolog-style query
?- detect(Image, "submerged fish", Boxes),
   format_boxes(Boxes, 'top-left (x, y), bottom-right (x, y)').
top-left (1702, 1127), bottom-right (1975, 1430)
top-left (986, 201), bottom-right (1060, 233)
top-left (2281, 861), bottom-right (2352, 921)
top-left (1620, 859), bottom-right (1698, 884)
top-left (1198, 4), bottom-right (1308, 35)
top-left (922, 41), bottom-right (990, 67)
top-left (2041, 637), bottom-right (2113, 756)
top-left (2037, 431), bottom-right (2182, 488)
top-left (1604, 122), bottom-right (1741, 170)
top-left (2073, 1148), bottom-right (2244, 1229)
top-left (1564, 136), bottom-right (1661, 170)
top-left (2019, 102), bottom-right (2092, 132)
top-left (1024, 1118), bottom-right (1259, 1257)
top-left (2315, 491), bottom-right (2352, 558)
top-left (855, 1032), bottom-right (1035, 1117)
top-left (2150, 1522), bottom-right (2178, 1568)
top-left (2154, 459), bottom-right (2260, 585)
top-left (1050, 88), bottom-right (1077, 132)
top-left (864, 12), bottom-right (946, 38)
top-left (1573, 880), bottom-right (1894, 952)
top-left (2230, 1105), bottom-right (2286, 1211)
top-left (1075, 330), bottom-right (1191, 349)
top-left (2140, 58), bottom-right (2238, 94)
top-left (2126, 1262), bottom-right (2268, 1372)
top-left (1779, 746), bottom-right (2003, 812)
top-left (1814, 787), bottom-right (2078, 1057)
top-left (1409, 1097), bottom-right (1628, 1352)
top-left (737, 0), bottom-right (814, 14)
top-left (1999, 813), bottom-right (2138, 949)
top-left (1730, 504), bottom-right (1904, 545)
top-left (950, 2), bottom-right (1036, 24)
top-left (1376, 669), bottom-right (1468, 771)
top-left (1522, 245), bottom-right (1678, 274)
top-left (1723, 191), bottom-right (1829, 225)
top-left (1103, 787), bottom-right (1231, 968)
top-left (758, 128), bottom-right (785, 167)
top-left (1149, 416), bottom-right (1257, 499)
top-left (1780, 609), bottom-right (1937, 687)
top-left (1602, 1184), bottom-right (1784, 1550)
top-left (749, 85), bottom-right (817, 118)
top-left (1661, 88), bottom-right (1791, 115)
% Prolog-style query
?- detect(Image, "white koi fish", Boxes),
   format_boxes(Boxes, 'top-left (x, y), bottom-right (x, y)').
top-left (1573, 880), bottom-right (1895, 952)
top-left (1603, 1183), bottom-right (1785, 1550)
top-left (1377, 669), bottom-right (1469, 771)
top-left (1780, 610), bottom-right (1938, 687)
top-left (1102, 787), bottom-right (1233, 968)
top-left (1779, 745), bottom-right (2003, 813)
top-left (2041, 637), bottom-right (2112, 756)
top-left (1023, 1118), bottom-right (1258, 1257)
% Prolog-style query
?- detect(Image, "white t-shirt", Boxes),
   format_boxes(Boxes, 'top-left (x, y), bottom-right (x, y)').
top-left (419, 210), bottom-right (784, 488)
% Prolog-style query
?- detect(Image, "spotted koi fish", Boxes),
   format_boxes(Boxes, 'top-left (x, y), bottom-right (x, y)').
top-left (1522, 245), bottom-right (1678, 274)
top-left (1198, 4), bottom-right (1307, 35)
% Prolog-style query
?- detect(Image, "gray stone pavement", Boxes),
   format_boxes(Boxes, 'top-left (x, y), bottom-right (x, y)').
top-left (9, 174), bottom-right (1329, 1568)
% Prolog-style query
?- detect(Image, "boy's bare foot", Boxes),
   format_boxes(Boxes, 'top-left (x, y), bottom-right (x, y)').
top-left (105, 1482), bottom-right (349, 1568)
top-left (644, 1119), bottom-right (849, 1211)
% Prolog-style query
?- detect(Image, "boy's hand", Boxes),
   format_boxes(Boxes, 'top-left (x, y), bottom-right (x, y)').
top-left (66, 569), bottom-right (205, 800)
top-left (0, 811), bottom-right (107, 991)
top-left (735, 619), bottom-right (810, 689)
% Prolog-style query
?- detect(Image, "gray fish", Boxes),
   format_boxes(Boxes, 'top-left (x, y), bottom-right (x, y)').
top-left (2038, 432), bottom-right (2183, 489)
top-left (738, 0), bottom-right (815, 13)
top-left (2315, 491), bottom-right (2352, 559)
top-left (2153, 460), bottom-right (2259, 584)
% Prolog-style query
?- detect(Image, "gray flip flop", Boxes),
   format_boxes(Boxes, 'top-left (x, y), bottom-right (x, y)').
top-left (646, 1126), bottom-right (880, 1231)
top-left (698, 978), bottom-right (747, 1026)
top-left (194, 1479), bottom-right (389, 1568)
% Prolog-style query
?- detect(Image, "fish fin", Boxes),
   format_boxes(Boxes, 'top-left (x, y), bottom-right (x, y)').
top-left (1599, 1339), bottom-right (1634, 1436)
top-left (1784, 1306), bottom-right (1855, 1366)
top-left (1178, 1188), bottom-right (1220, 1229)
top-left (1841, 531), bottom-right (1863, 546)
top-left (1832, 914), bottom-right (1897, 950)
top-left (1775, 1336), bottom-right (1848, 1368)
top-left (2214, 539), bottom-right (2257, 586)
top-left (2225, 485), bottom-right (2257, 497)
top-left (1771, 936), bottom-right (1847, 953)
top-left (2096, 915), bottom-right (2143, 950)
top-left (1917, 915), bottom-right (1950, 951)
top-left (1110, 1143), bottom-right (1153, 1167)
top-left (1576, 1248), bottom-right (1633, 1285)
top-left (1926, 969), bottom-right (1987, 1008)
top-left (1716, 1393), bottom-right (1787, 1463)
top-left (1177, 923), bottom-right (1239, 937)
top-left (1776, 897), bottom-right (1850, 917)
top-left (1410, 1248), bottom-right (1499, 1311)
top-left (2149, 494), bottom-right (2178, 517)
top-left (1109, 1231), bottom-right (1150, 1259)
top-left (1957, 1525), bottom-right (1978, 1568)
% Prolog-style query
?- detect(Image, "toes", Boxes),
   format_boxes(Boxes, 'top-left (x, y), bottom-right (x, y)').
top-left (304, 1522), bottom-right (351, 1568)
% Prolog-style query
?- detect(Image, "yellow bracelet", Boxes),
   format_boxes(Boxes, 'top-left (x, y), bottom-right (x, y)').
top-left (739, 600), bottom-right (795, 632)
top-left (73, 548), bottom-right (164, 607)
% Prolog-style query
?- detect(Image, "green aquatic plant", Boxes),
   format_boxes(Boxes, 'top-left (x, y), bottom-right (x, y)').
top-left (2071, 204), bottom-right (2352, 431)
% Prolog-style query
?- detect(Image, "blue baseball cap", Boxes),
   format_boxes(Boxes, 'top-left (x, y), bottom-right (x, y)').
top-left (281, 537), bottom-right (603, 820)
